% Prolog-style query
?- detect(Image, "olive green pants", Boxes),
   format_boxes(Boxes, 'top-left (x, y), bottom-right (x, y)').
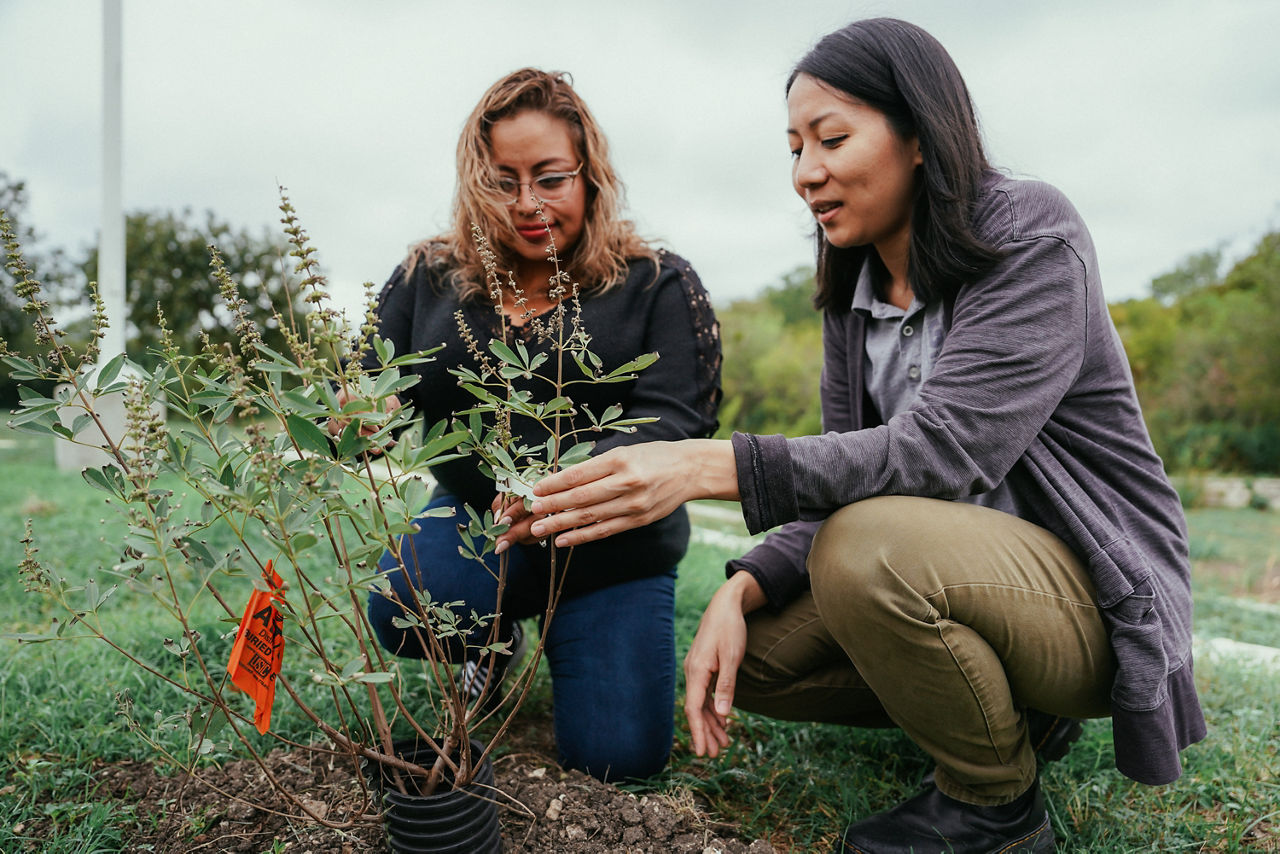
top-left (734, 496), bottom-right (1115, 805)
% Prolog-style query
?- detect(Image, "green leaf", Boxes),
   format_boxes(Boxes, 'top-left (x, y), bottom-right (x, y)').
top-left (82, 464), bottom-right (119, 496)
top-left (335, 420), bottom-right (361, 458)
top-left (489, 340), bottom-right (523, 368)
top-left (447, 365), bottom-right (483, 384)
top-left (285, 414), bottom-right (333, 458)
top-left (387, 344), bottom-right (442, 368)
top-left (539, 396), bottom-right (574, 417)
top-left (419, 429), bottom-right (468, 460)
top-left (280, 388), bottom-right (327, 417)
top-left (252, 343), bottom-right (297, 367)
top-left (606, 416), bottom-right (659, 430)
top-left (69, 412), bottom-right (94, 437)
top-left (354, 671), bottom-right (395, 684)
top-left (496, 473), bottom-right (536, 502)
top-left (16, 387), bottom-right (60, 408)
top-left (558, 442), bottom-right (594, 467)
top-left (84, 578), bottom-right (104, 613)
top-left (603, 352), bottom-right (659, 379)
top-left (3, 355), bottom-right (45, 381)
top-left (371, 369), bottom-right (402, 401)
top-left (459, 382), bottom-right (506, 407)
top-left (289, 532), bottom-right (319, 553)
top-left (373, 335), bottom-right (393, 365)
top-left (95, 353), bottom-right (128, 389)
top-left (382, 373), bottom-right (420, 397)
top-left (389, 613), bottom-right (422, 630)
top-left (8, 405), bottom-right (60, 429)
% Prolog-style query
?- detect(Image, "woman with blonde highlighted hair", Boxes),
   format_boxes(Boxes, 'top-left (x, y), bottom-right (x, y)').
top-left (363, 68), bottom-right (722, 782)
top-left (433, 67), bottom-right (650, 299)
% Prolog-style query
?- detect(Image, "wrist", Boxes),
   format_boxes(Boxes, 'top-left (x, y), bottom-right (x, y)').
top-left (687, 438), bottom-right (740, 502)
top-left (721, 568), bottom-right (767, 614)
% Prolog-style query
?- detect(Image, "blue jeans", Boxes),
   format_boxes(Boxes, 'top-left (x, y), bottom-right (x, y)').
top-left (367, 493), bottom-right (676, 782)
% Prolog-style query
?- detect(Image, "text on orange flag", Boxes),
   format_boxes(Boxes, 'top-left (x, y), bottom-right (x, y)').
top-left (226, 560), bottom-right (285, 734)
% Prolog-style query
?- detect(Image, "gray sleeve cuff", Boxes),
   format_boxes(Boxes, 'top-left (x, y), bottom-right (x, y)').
top-left (732, 431), bottom-right (800, 535)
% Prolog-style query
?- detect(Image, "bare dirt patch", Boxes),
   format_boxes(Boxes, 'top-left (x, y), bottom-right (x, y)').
top-left (70, 745), bottom-right (776, 853)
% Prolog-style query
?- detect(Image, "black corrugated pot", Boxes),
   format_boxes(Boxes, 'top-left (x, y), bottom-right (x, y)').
top-left (367, 738), bottom-right (501, 854)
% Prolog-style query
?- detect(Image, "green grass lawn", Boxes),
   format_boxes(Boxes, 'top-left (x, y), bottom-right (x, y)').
top-left (2, 431), bottom-right (1277, 852)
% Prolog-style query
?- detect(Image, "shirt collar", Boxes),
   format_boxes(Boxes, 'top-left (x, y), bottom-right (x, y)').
top-left (851, 262), bottom-right (925, 320)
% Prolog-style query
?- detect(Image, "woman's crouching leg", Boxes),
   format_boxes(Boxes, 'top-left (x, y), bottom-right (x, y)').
top-left (733, 589), bottom-right (893, 728)
top-left (807, 496), bottom-right (1113, 806)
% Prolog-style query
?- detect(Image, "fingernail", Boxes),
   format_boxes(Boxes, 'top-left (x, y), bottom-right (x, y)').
top-left (530, 523), bottom-right (544, 537)
top-left (715, 699), bottom-right (730, 715)
top-left (494, 541), bottom-right (507, 555)
top-left (530, 501), bottom-right (543, 514)
top-left (499, 516), bottom-right (512, 527)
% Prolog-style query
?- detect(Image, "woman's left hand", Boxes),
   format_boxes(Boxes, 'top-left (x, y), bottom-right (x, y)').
top-left (512, 439), bottom-right (738, 549)
top-left (491, 494), bottom-right (543, 551)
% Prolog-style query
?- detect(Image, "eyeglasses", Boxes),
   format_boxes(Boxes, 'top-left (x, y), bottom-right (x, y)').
top-left (492, 164), bottom-right (583, 205)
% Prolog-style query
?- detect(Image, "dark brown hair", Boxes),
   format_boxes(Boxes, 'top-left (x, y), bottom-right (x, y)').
top-left (789, 18), bottom-right (1001, 310)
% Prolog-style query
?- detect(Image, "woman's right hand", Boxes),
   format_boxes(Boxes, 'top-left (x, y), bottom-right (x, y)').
top-left (326, 388), bottom-right (401, 454)
top-left (522, 439), bottom-right (739, 549)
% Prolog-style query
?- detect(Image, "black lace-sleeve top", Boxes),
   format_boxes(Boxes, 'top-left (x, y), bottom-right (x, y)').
top-left (364, 249), bottom-right (722, 595)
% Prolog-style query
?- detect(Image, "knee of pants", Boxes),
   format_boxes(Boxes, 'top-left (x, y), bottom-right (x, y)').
top-left (367, 586), bottom-right (437, 660)
top-left (558, 719), bottom-right (673, 783)
top-left (808, 498), bottom-right (911, 603)
top-left (366, 558), bottom-right (466, 661)
top-left (807, 497), bottom-right (941, 644)
top-left (366, 589), bottom-right (401, 652)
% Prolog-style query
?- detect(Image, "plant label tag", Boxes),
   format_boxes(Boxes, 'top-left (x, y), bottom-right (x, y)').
top-left (226, 560), bottom-right (285, 734)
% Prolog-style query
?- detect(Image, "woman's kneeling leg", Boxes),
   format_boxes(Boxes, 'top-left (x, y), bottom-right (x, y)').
top-left (544, 571), bottom-right (677, 782)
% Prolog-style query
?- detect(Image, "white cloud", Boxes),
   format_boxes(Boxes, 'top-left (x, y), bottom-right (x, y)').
top-left (2, 0), bottom-right (1278, 322)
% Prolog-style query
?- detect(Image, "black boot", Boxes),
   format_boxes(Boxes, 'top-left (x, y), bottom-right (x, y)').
top-left (835, 778), bottom-right (1055, 854)
top-left (1027, 710), bottom-right (1083, 763)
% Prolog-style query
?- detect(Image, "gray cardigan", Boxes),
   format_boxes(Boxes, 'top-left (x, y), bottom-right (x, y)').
top-left (729, 172), bottom-right (1206, 785)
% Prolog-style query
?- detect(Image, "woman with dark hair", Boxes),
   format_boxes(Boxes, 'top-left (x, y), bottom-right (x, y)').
top-left (509, 20), bottom-right (1205, 852)
top-left (357, 68), bottom-right (722, 782)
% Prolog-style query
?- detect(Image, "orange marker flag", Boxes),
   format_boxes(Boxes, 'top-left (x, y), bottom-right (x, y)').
top-left (226, 560), bottom-right (285, 734)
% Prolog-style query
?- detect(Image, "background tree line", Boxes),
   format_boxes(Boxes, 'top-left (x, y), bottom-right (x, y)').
top-left (715, 231), bottom-right (1280, 474)
top-left (1, 170), bottom-right (301, 404)
top-left (4, 170), bottom-right (1276, 473)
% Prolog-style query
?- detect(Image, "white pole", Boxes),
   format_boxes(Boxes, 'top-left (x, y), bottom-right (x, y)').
top-left (100, 0), bottom-right (125, 361)
top-left (59, 0), bottom-right (130, 471)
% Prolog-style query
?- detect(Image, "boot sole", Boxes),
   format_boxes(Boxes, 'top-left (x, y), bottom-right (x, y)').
top-left (995, 813), bottom-right (1055, 853)
top-left (834, 810), bottom-right (1056, 853)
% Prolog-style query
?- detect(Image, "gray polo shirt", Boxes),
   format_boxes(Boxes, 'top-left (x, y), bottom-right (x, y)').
top-left (851, 268), bottom-right (1034, 524)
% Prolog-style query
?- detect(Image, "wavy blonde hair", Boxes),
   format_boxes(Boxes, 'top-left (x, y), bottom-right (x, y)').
top-left (407, 68), bottom-right (655, 298)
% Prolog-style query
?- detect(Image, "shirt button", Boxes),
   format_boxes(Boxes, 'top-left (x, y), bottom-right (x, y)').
top-left (902, 324), bottom-right (915, 337)
top-left (908, 365), bottom-right (921, 380)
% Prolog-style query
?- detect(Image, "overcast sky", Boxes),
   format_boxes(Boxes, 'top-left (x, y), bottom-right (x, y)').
top-left (3, 0), bottom-right (1278, 323)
